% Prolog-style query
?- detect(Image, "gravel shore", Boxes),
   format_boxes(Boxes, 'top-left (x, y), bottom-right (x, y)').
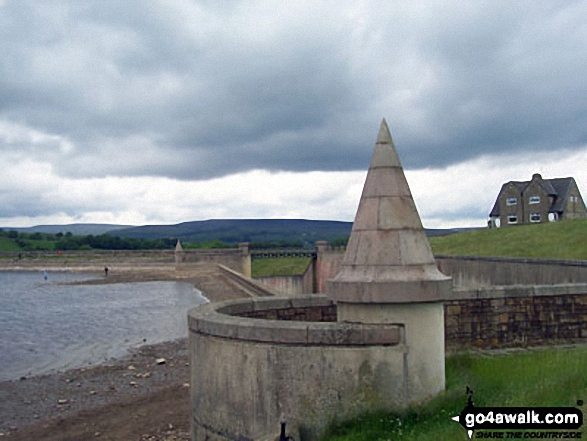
top-left (0, 264), bottom-right (249, 441)
top-left (0, 338), bottom-right (192, 440)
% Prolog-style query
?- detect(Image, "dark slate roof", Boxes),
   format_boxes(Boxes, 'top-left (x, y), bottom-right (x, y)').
top-left (549, 178), bottom-right (574, 212)
top-left (489, 176), bottom-right (576, 217)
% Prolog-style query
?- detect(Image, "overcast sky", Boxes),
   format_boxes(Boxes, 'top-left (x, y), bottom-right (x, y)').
top-left (1, 0), bottom-right (587, 229)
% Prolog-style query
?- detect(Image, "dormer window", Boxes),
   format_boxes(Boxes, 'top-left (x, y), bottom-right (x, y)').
top-left (529, 196), bottom-right (540, 204)
top-left (506, 197), bottom-right (517, 206)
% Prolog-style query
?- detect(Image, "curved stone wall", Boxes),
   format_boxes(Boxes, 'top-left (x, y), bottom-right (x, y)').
top-left (188, 295), bottom-right (405, 441)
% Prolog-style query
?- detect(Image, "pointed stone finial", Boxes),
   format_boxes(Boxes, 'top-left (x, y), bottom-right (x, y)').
top-left (370, 119), bottom-right (402, 169)
top-left (327, 120), bottom-right (451, 304)
top-left (376, 118), bottom-right (393, 144)
top-left (175, 239), bottom-right (183, 252)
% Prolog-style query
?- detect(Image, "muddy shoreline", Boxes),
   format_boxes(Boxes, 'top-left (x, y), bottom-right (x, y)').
top-left (0, 339), bottom-right (191, 440)
top-left (0, 264), bottom-right (247, 440)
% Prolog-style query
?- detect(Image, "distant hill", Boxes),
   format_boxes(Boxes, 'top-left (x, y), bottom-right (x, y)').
top-left (3, 223), bottom-right (133, 236)
top-left (1, 219), bottom-right (463, 247)
top-left (112, 219), bottom-right (352, 245)
top-left (112, 219), bottom-right (460, 245)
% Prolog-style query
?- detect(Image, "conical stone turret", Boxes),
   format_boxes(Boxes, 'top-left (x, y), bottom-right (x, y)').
top-left (327, 119), bottom-right (451, 304)
top-left (175, 239), bottom-right (184, 265)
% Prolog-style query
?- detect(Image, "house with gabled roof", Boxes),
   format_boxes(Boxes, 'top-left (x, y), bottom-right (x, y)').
top-left (488, 173), bottom-right (586, 228)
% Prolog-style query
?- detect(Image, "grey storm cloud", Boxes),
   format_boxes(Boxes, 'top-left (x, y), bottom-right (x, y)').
top-left (2, 0), bottom-right (587, 181)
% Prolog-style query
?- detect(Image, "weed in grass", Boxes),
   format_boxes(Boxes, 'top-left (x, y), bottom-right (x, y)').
top-left (322, 347), bottom-right (587, 440)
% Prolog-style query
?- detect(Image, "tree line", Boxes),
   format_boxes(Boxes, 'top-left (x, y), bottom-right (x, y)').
top-left (0, 229), bottom-right (350, 252)
top-left (0, 230), bottom-right (176, 251)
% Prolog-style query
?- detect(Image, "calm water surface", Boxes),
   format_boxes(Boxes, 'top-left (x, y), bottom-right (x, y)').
top-left (0, 271), bottom-right (207, 381)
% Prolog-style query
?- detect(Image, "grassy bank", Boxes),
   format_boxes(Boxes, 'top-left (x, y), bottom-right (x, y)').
top-left (251, 257), bottom-right (311, 277)
top-left (322, 347), bottom-right (587, 440)
top-left (430, 219), bottom-right (587, 260)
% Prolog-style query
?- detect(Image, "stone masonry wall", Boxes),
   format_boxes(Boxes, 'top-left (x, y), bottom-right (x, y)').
top-left (445, 291), bottom-right (587, 350)
top-left (236, 289), bottom-right (587, 350)
top-left (238, 304), bottom-right (337, 322)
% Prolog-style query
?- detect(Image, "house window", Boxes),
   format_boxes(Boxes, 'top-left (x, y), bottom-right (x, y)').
top-left (529, 196), bottom-right (540, 204)
top-left (506, 197), bottom-right (517, 206)
top-left (530, 213), bottom-right (541, 223)
top-left (507, 215), bottom-right (518, 224)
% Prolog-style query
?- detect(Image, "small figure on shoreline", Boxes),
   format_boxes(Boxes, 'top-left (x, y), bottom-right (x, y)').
top-left (104, 266), bottom-right (109, 277)
top-left (43, 270), bottom-right (48, 281)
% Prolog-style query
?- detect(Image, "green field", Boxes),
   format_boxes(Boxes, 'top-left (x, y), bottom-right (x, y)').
top-left (322, 347), bottom-right (587, 440)
top-left (251, 257), bottom-right (312, 277)
top-left (430, 219), bottom-right (587, 260)
top-left (0, 236), bottom-right (22, 252)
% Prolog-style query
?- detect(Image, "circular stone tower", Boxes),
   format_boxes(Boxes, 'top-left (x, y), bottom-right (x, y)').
top-left (327, 119), bottom-right (452, 403)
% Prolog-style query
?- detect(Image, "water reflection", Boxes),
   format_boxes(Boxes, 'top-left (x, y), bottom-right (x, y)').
top-left (0, 271), bottom-right (207, 381)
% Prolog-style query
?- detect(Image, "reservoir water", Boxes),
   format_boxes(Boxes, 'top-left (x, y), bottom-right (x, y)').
top-left (0, 271), bottom-right (207, 381)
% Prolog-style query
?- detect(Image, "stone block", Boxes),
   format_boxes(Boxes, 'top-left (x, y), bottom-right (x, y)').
top-left (217, 301), bottom-right (255, 316)
top-left (352, 197), bottom-right (379, 231)
top-left (306, 323), bottom-right (362, 345)
top-left (362, 324), bottom-right (401, 345)
top-left (194, 316), bottom-right (240, 339)
top-left (305, 307), bottom-right (323, 322)
top-left (345, 230), bottom-right (402, 266)
top-left (341, 234), bottom-right (361, 265)
top-left (398, 230), bottom-right (435, 265)
top-left (235, 320), bottom-right (308, 344)
top-left (252, 298), bottom-right (292, 312)
top-left (370, 143), bottom-right (401, 168)
top-left (289, 294), bottom-right (331, 309)
top-left (446, 305), bottom-right (461, 316)
top-left (378, 196), bottom-right (423, 230)
top-left (361, 168), bottom-right (412, 198)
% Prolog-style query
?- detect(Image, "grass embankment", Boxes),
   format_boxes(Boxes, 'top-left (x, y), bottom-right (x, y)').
top-left (0, 237), bottom-right (22, 252)
top-left (251, 257), bottom-right (311, 278)
top-left (322, 347), bottom-right (587, 440)
top-left (430, 218), bottom-right (587, 260)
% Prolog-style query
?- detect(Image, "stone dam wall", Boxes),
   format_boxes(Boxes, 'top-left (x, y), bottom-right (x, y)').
top-left (253, 260), bottom-right (314, 296)
top-left (253, 245), bottom-right (587, 349)
top-left (436, 255), bottom-right (587, 287)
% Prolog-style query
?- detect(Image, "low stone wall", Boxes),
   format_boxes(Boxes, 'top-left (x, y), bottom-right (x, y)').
top-left (210, 282), bottom-right (587, 350)
top-left (445, 283), bottom-right (587, 349)
top-left (188, 295), bottom-right (405, 441)
top-left (436, 255), bottom-right (587, 287)
top-left (309, 244), bottom-right (587, 292)
top-left (254, 261), bottom-right (314, 296)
